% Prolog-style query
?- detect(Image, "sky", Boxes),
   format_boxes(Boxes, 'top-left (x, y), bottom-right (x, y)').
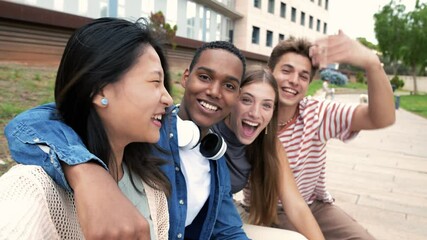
top-left (328, 0), bottom-right (423, 44)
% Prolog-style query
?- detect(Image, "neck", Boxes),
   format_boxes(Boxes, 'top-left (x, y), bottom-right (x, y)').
top-left (278, 104), bottom-right (297, 124)
top-left (109, 141), bottom-right (124, 181)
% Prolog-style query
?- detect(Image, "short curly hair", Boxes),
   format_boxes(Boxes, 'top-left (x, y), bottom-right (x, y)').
top-left (189, 41), bottom-right (246, 80)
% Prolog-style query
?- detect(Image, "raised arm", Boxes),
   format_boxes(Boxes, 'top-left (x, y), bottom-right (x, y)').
top-left (276, 139), bottom-right (325, 240)
top-left (312, 30), bottom-right (395, 131)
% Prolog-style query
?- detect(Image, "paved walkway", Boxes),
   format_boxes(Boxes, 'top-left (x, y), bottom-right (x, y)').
top-left (326, 94), bottom-right (427, 240)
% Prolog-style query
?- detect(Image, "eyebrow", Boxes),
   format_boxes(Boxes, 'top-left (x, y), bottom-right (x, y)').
top-left (196, 66), bottom-right (241, 85)
top-left (151, 70), bottom-right (163, 78)
top-left (282, 64), bottom-right (311, 76)
top-left (242, 92), bottom-right (274, 102)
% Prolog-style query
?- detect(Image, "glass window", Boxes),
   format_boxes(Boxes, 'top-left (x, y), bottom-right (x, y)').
top-left (252, 26), bottom-right (260, 44)
top-left (141, 0), bottom-right (154, 18)
top-left (300, 11), bottom-right (305, 26)
top-left (279, 33), bottom-right (284, 42)
top-left (268, 0), bottom-right (274, 14)
top-left (317, 19), bottom-right (321, 32)
top-left (291, 7), bottom-right (296, 22)
top-left (280, 2), bottom-right (286, 18)
top-left (266, 30), bottom-right (273, 47)
top-left (318, 0), bottom-right (322, 7)
top-left (186, 1), bottom-right (196, 39)
top-left (325, 0), bottom-right (329, 10)
top-left (100, 1), bottom-right (108, 17)
top-left (323, 22), bottom-right (327, 34)
top-left (309, 15), bottom-right (313, 29)
top-left (254, 0), bottom-right (261, 8)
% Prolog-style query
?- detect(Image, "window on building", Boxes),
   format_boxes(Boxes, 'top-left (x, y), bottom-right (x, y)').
top-left (325, 0), bottom-right (329, 10)
top-left (291, 7), bottom-right (296, 22)
top-left (316, 19), bottom-right (321, 32)
top-left (280, 2), bottom-right (286, 18)
top-left (266, 30), bottom-right (273, 47)
top-left (254, 0), bottom-right (261, 8)
top-left (300, 11), bottom-right (305, 26)
top-left (309, 15), bottom-right (313, 29)
top-left (323, 22), bottom-right (327, 34)
top-left (252, 26), bottom-right (260, 44)
top-left (268, 0), bottom-right (275, 14)
top-left (100, 2), bottom-right (108, 17)
top-left (279, 33), bottom-right (284, 42)
top-left (318, 0), bottom-right (322, 7)
top-left (186, 1), bottom-right (196, 39)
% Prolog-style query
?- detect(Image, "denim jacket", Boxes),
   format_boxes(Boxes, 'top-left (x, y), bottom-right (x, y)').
top-left (4, 103), bottom-right (248, 240)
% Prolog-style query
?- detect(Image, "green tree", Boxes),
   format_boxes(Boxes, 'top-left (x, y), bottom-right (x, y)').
top-left (374, 1), bottom-right (407, 75)
top-left (356, 37), bottom-right (378, 51)
top-left (401, 0), bottom-right (427, 94)
top-left (149, 11), bottom-right (178, 48)
top-left (374, 0), bottom-right (427, 94)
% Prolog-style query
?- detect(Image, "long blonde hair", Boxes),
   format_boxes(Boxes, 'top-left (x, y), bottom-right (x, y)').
top-left (243, 68), bottom-right (280, 225)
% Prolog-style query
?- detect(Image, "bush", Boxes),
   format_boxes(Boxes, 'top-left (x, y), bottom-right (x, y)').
top-left (390, 75), bottom-right (404, 91)
top-left (356, 71), bottom-right (366, 84)
top-left (320, 68), bottom-right (348, 86)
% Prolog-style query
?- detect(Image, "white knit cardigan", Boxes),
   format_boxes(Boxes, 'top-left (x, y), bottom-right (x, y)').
top-left (0, 164), bottom-right (169, 240)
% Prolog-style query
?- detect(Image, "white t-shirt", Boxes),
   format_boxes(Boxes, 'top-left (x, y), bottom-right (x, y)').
top-left (177, 118), bottom-right (211, 226)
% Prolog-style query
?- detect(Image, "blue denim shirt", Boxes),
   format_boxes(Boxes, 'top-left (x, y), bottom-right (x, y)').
top-left (4, 103), bottom-right (248, 240)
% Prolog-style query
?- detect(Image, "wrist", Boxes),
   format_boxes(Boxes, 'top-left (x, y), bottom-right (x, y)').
top-left (364, 54), bottom-right (382, 73)
top-left (63, 162), bottom-right (111, 191)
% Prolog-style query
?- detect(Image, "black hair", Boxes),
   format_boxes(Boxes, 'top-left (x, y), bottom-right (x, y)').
top-left (55, 17), bottom-right (170, 196)
top-left (189, 41), bottom-right (247, 79)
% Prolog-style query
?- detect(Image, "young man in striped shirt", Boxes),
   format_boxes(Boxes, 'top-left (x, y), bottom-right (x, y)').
top-left (266, 31), bottom-right (396, 239)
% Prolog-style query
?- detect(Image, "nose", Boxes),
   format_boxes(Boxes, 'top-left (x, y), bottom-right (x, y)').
top-left (206, 81), bottom-right (222, 99)
top-left (249, 104), bottom-right (261, 118)
top-left (162, 87), bottom-right (174, 107)
top-left (288, 73), bottom-right (299, 85)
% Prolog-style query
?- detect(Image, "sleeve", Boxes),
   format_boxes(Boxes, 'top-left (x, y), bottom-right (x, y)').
top-left (318, 100), bottom-right (359, 142)
top-left (4, 103), bottom-right (107, 191)
top-left (211, 160), bottom-right (249, 240)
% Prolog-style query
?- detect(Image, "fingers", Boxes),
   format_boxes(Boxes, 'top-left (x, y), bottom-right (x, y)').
top-left (311, 30), bottom-right (354, 66)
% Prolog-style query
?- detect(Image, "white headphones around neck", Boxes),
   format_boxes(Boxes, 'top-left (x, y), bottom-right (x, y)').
top-left (176, 117), bottom-right (227, 160)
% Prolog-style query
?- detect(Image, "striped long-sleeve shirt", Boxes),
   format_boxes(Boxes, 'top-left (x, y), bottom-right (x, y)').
top-left (244, 97), bottom-right (358, 205)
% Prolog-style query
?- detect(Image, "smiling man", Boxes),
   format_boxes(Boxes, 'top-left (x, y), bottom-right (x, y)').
top-left (243, 31), bottom-right (396, 239)
top-left (5, 41), bottom-right (249, 240)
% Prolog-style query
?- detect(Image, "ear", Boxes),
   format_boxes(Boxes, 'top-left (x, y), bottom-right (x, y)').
top-left (92, 90), bottom-right (106, 108)
top-left (181, 68), bottom-right (190, 88)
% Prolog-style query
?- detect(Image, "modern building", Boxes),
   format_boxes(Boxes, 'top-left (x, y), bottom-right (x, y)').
top-left (3, 0), bottom-right (329, 57)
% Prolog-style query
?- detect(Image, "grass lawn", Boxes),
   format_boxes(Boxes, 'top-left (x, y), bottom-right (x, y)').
top-left (400, 94), bottom-right (427, 118)
top-left (306, 79), bottom-right (323, 96)
top-left (0, 64), bottom-right (186, 175)
top-left (0, 64), bottom-right (56, 175)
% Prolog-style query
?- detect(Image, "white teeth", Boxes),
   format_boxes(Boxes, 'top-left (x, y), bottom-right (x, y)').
top-left (283, 87), bottom-right (297, 95)
top-left (153, 114), bottom-right (162, 120)
top-left (200, 101), bottom-right (218, 111)
top-left (243, 120), bottom-right (259, 127)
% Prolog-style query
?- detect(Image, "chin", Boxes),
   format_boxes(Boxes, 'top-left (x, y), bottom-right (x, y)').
top-left (238, 136), bottom-right (254, 145)
top-left (145, 134), bottom-right (160, 144)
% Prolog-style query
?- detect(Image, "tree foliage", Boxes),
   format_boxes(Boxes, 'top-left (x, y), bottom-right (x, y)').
top-left (149, 11), bottom-right (178, 48)
top-left (374, 1), bottom-right (407, 64)
top-left (374, 0), bottom-right (427, 94)
top-left (356, 37), bottom-right (378, 51)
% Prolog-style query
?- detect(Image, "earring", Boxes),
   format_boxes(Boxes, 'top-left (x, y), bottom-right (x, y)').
top-left (101, 97), bottom-right (109, 106)
top-left (265, 124), bottom-right (268, 135)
